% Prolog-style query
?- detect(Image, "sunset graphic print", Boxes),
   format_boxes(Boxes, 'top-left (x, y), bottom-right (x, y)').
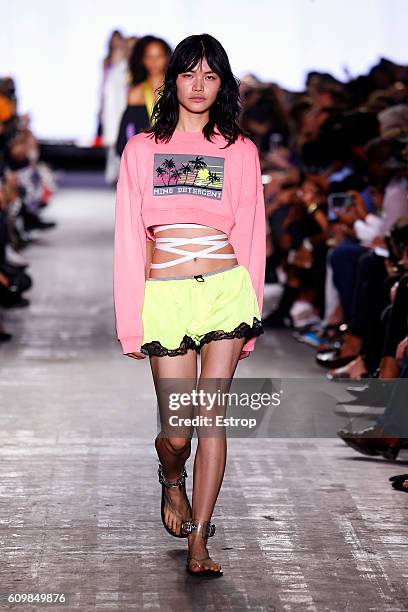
top-left (153, 153), bottom-right (224, 200)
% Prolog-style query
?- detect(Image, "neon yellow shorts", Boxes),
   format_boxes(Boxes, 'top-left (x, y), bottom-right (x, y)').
top-left (140, 264), bottom-right (263, 356)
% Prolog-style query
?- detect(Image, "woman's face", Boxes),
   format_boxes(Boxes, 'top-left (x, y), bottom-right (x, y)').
top-left (143, 42), bottom-right (168, 77)
top-left (297, 179), bottom-right (323, 205)
top-left (176, 56), bottom-right (221, 115)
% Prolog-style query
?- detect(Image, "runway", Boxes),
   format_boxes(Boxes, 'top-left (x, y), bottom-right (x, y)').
top-left (1, 175), bottom-right (408, 612)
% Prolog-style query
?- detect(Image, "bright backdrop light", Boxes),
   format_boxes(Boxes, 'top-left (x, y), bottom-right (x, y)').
top-left (1, 0), bottom-right (406, 141)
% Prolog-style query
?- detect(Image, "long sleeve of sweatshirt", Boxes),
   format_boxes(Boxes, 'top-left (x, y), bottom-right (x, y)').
top-left (228, 142), bottom-right (266, 352)
top-left (113, 141), bottom-right (148, 354)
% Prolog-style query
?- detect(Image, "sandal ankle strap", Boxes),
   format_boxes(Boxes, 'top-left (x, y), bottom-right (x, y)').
top-left (158, 464), bottom-right (187, 488)
top-left (181, 519), bottom-right (216, 538)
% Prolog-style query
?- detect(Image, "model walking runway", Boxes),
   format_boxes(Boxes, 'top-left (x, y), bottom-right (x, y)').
top-left (0, 177), bottom-right (407, 610)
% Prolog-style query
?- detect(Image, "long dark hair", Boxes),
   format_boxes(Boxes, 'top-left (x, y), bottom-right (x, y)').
top-left (144, 33), bottom-right (247, 148)
top-left (129, 35), bottom-right (172, 86)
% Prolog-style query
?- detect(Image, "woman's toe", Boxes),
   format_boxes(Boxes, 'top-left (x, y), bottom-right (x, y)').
top-left (164, 507), bottom-right (170, 528)
top-left (189, 560), bottom-right (201, 572)
top-left (202, 559), bottom-right (220, 572)
top-left (166, 508), bottom-right (174, 532)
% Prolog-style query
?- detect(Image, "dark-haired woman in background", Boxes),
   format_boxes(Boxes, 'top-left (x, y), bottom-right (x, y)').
top-left (115, 36), bottom-right (172, 157)
top-left (101, 30), bottom-right (129, 183)
top-left (94, 30), bottom-right (125, 147)
top-left (113, 34), bottom-right (266, 577)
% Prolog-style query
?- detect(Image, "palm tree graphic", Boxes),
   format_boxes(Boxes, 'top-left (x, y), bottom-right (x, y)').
top-left (205, 171), bottom-right (220, 187)
top-left (162, 158), bottom-right (176, 185)
top-left (180, 163), bottom-right (193, 185)
top-left (188, 156), bottom-right (207, 185)
top-left (170, 168), bottom-right (183, 184)
top-left (155, 166), bottom-right (167, 186)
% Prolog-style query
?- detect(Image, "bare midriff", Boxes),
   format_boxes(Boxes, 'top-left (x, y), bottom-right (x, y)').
top-left (147, 223), bottom-right (238, 279)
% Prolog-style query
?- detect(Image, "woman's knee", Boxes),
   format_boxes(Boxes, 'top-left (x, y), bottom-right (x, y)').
top-left (160, 435), bottom-right (191, 455)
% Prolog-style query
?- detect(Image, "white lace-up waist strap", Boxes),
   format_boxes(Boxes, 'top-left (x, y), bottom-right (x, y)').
top-left (150, 223), bottom-right (236, 269)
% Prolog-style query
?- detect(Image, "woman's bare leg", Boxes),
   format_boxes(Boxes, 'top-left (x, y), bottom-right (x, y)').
top-left (187, 337), bottom-right (246, 572)
top-left (149, 349), bottom-right (197, 535)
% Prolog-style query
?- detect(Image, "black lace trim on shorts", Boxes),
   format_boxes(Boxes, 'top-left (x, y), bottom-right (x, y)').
top-left (141, 317), bottom-right (264, 357)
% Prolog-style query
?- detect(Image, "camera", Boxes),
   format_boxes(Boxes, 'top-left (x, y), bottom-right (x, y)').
top-left (327, 192), bottom-right (354, 221)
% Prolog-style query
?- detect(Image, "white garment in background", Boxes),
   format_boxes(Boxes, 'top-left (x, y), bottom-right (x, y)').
top-left (101, 58), bottom-right (128, 146)
top-left (101, 57), bottom-right (128, 184)
top-left (105, 145), bottom-right (120, 185)
top-left (380, 175), bottom-right (408, 234)
top-left (354, 176), bottom-right (408, 246)
top-left (323, 247), bottom-right (340, 324)
top-left (354, 213), bottom-right (383, 246)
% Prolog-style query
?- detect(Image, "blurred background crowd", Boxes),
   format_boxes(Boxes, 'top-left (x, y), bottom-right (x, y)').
top-left (95, 30), bottom-right (408, 392)
top-left (1, 30), bottom-right (407, 407)
top-left (0, 77), bottom-right (56, 341)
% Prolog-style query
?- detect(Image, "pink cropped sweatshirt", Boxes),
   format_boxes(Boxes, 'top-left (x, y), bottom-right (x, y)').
top-left (113, 128), bottom-right (266, 354)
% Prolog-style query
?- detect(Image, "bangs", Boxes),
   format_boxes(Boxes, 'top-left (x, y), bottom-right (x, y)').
top-left (175, 42), bottom-right (221, 77)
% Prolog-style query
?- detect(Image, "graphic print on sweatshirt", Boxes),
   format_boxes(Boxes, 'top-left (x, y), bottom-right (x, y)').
top-left (153, 153), bottom-right (224, 200)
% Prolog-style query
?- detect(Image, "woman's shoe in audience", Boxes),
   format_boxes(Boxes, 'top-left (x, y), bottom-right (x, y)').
top-left (24, 211), bottom-right (56, 231)
top-left (0, 330), bottom-right (13, 342)
top-left (327, 356), bottom-right (369, 380)
top-left (316, 348), bottom-right (359, 369)
top-left (27, 217), bottom-right (56, 231)
top-left (293, 329), bottom-right (340, 351)
top-left (339, 380), bottom-right (391, 406)
top-left (5, 245), bottom-right (29, 267)
top-left (0, 292), bottom-right (30, 309)
top-left (13, 297), bottom-right (30, 308)
top-left (337, 425), bottom-right (408, 460)
top-left (1, 261), bottom-right (29, 276)
top-left (263, 311), bottom-right (292, 329)
top-left (389, 474), bottom-right (408, 492)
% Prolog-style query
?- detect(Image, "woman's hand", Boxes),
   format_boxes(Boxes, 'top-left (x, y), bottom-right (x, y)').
top-left (390, 280), bottom-right (399, 304)
top-left (347, 190), bottom-right (367, 219)
top-left (126, 351), bottom-right (147, 360)
top-left (0, 272), bottom-right (10, 288)
top-left (396, 336), bottom-right (408, 365)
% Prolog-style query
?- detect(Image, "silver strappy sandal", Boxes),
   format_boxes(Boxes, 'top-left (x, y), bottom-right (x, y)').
top-left (158, 463), bottom-right (192, 538)
top-left (181, 519), bottom-right (223, 577)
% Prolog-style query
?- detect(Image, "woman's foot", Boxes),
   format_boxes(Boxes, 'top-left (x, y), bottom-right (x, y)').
top-left (158, 465), bottom-right (192, 537)
top-left (327, 356), bottom-right (369, 380)
top-left (163, 485), bottom-right (192, 536)
top-left (338, 332), bottom-right (362, 358)
top-left (187, 555), bottom-right (222, 575)
top-left (183, 520), bottom-right (223, 576)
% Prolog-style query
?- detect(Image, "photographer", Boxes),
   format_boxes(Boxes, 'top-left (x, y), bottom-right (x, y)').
top-left (317, 138), bottom-right (408, 377)
top-left (338, 223), bottom-right (408, 458)
top-left (265, 175), bottom-right (330, 328)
